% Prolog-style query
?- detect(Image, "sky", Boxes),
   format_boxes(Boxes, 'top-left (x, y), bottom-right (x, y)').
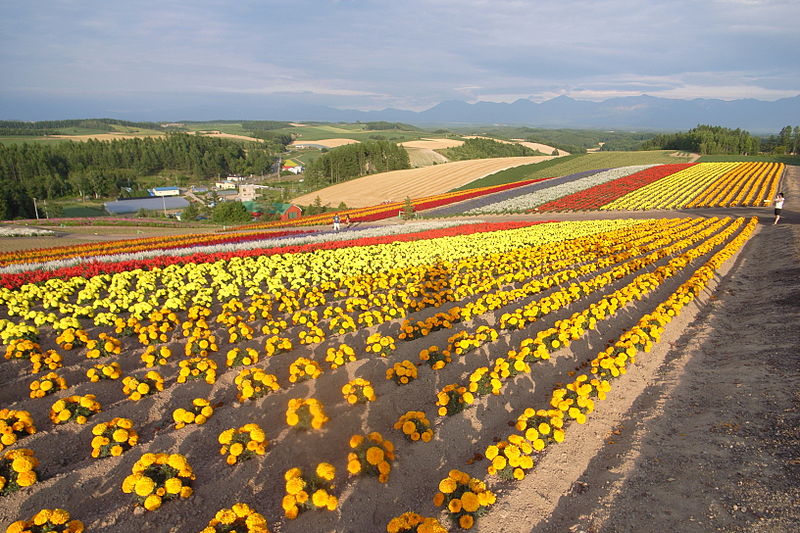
top-left (1, 0), bottom-right (799, 120)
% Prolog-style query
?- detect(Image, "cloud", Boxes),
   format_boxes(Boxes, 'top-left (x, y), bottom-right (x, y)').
top-left (0, 0), bottom-right (798, 116)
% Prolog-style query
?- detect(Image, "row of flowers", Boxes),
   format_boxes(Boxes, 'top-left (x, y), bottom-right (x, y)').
top-left (599, 162), bottom-right (782, 211)
top-left (0, 219), bottom-right (475, 277)
top-left (0, 217), bottom-right (753, 532)
top-left (466, 165), bottom-right (656, 214)
top-left (471, 216), bottom-right (757, 518)
top-left (533, 163), bottom-right (696, 212)
top-left (436, 217), bottom-right (743, 420)
top-left (685, 162), bottom-right (783, 208)
top-left (0, 220), bottom-right (617, 324)
top-left (0, 229), bottom-right (314, 268)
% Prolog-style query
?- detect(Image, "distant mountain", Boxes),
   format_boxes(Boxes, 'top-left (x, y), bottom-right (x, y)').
top-left (349, 95), bottom-right (799, 133)
top-left (2, 93), bottom-right (797, 133)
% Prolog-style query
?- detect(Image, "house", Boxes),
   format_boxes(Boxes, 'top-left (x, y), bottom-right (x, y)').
top-left (238, 184), bottom-right (260, 202)
top-left (215, 181), bottom-right (238, 190)
top-left (104, 197), bottom-right (189, 215)
top-left (281, 159), bottom-right (305, 174)
top-left (215, 189), bottom-right (239, 200)
top-left (226, 175), bottom-right (246, 182)
top-left (265, 203), bottom-right (303, 221)
top-left (150, 186), bottom-right (180, 197)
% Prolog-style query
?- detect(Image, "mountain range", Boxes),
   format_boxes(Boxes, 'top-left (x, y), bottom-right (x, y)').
top-left (307, 95), bottom-right (800, 133)
top-left (2, 94), bottom-right (798, 133)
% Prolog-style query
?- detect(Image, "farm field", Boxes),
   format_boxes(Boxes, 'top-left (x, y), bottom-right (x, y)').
top-left (461, 151), bottom-right (693, 190)
top-left (0, 167), bottom-right (797, 533)
top-left (291, 156), bottom-right (555, 207)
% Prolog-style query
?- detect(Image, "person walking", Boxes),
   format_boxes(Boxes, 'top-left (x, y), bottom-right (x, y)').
top-left (772, 192), bottom-right (785, 225)
top-left (333, 214), bottom-right (341, 232)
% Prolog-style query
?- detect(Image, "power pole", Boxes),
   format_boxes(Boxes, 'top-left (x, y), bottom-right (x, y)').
top-left (32, 197), bottom-right (40, 220)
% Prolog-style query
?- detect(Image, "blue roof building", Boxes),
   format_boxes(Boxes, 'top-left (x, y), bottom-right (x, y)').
top-left (150, 186), bottom-right (181, 197)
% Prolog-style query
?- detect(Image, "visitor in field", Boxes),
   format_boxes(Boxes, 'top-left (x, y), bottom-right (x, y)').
top-left (772, 192), bottom-right (785, 225)
top-left (344, 214), bottom-right (351, 227)
top-left (333, 214), bottom-right (341, 231)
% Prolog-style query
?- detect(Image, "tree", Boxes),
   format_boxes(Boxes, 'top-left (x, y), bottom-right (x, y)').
top-left (306, 196), bottom-right (324, 216)
top-left (181, 202), bottom-right (200, 221)
top-left (401, 196), bottom-right (415, 220)
top-left (211, 201), bottom-right (252, 224)
top-left (779, 126), bottom-right (792, 150)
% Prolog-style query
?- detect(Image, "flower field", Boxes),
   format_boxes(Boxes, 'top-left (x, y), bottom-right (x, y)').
top-left (467, 162), bottom-right (783, 214)
top-left (187, 161), bottom-right (787, 234)
top-left (0, 214), bottom-right (758, 532)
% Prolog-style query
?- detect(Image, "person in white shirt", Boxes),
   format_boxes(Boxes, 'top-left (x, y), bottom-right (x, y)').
top-left (772, 192), bottom-right (785, 225)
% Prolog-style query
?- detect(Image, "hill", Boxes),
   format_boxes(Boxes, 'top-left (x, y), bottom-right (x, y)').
top-left (291, 156), bottom-right (555, 207)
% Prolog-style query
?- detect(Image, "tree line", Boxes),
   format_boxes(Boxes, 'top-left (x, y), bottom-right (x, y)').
top-left (0, 118), bottom-right (168, 136)
top-left (641, 125), bottom-right (761, 154)
top-left (304, 140), bottom-right (410, 187)
top-left (760, 125), bottom-right (800, 154)
top-left (438, 137), bottom-right (543, 161)
top-left (0, 133), bottom-right (281, 220)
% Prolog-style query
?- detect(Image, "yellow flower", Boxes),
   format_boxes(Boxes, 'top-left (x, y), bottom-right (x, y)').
top-left (316, 462), bottom-right (336, 481)
top-left (365, 446), bottom-right (384, 465)
top-left (144, 494), bottom-right (162, 511)
top-left (16, 470), bottom-right (37, 487)
top-left (165, 477), bottom-right (183, 494)
top-left (438, 477), bottom-right (457, 494)
top-left (286, 477), bottom-right (305, 495)
top-left (312, 489), bottom-right (329, 508)
top-left (347, 459), bottom-right (361, 475)
top-left (134, 476), bottom-right (156, 497)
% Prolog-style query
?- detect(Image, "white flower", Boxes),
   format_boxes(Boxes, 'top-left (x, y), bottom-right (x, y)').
top-left (467, 166), bottom-right (656, 214)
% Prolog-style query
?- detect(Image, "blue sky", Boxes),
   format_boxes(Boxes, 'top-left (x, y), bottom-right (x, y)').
top-left (1, 0), bottom-right (799, 120)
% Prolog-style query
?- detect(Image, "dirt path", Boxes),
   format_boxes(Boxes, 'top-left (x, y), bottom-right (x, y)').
top-left (477, 169), bottom-right (799, 532)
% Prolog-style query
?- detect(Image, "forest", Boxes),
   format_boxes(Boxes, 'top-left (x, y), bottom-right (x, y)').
top-left (0, 133), bottom-right (281, 219)
top-left (304, 140), bottom-right (410, 187)
top-left (438, 137), bottom-right (543, 160)
top-left (641, 124), bottom-right (762, 154)
top-left (0, 119), bottom-right (168, 136)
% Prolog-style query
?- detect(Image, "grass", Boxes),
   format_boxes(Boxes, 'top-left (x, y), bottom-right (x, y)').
top-left (697, 154), bottom-right (800, 165)
top-left (454, 151), bottom-right (691, 190)
top-left (54, 127), bottom-right (112, 135)
top-left (0, 136), bottom-right (69, 146)
top-left (62, 205), bottom-right (107, 217)
top-left (183, 123), bottom-right (251, 135)
top-left (288, 150), bottom-right (325, 166)
top-left (275, 123), bottom-right (432, 143)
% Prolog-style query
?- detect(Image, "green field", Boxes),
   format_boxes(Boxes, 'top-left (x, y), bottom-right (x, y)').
top-left (275, 123), bottom-right (430, 143)
top-left (697, 154), bottom-right (800, 165)
top-left (182, 122), bottom-right (251, 135)
top-left (455, 151), bottom-right (692, 190)
top-left (0, 136), bottom-right (69, 146)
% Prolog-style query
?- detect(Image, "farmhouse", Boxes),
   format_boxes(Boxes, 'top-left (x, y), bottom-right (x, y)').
top-left (104, 197), bottom-right (189, 215)
top-left (281, 159), bottom-right (305, 174)
top-left (265, 202), bottom-right (302, 221)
